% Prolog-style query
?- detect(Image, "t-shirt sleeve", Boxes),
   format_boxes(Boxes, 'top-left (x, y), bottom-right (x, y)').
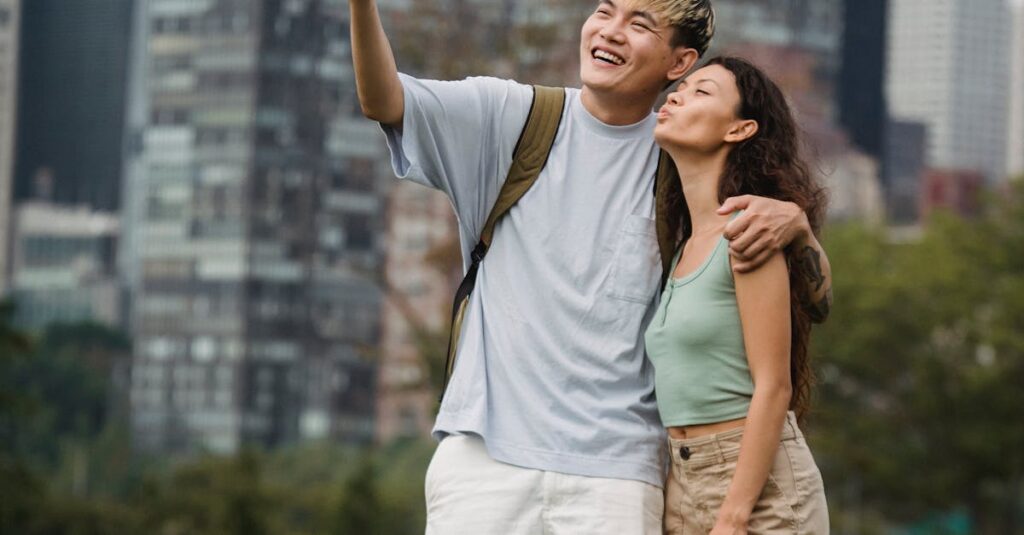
top-left (380, 73), bottom-right (533, 241)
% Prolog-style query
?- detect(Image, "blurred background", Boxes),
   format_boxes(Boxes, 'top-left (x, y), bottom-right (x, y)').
top-left (0, 0), bottom-right (1022, 533)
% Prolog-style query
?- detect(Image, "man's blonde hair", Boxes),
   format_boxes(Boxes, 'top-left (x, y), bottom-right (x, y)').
top-left (648, 0), bottom-right (715, 56)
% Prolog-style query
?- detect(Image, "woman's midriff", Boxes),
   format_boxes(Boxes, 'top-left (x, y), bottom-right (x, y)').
top-left (667, 416), bottom-right (747, 439)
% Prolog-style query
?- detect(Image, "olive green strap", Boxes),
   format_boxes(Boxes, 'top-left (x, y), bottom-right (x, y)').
top-left (479, 85), bottom-right (566, 247)
top-left (439, 85), bottom-right (566, 402)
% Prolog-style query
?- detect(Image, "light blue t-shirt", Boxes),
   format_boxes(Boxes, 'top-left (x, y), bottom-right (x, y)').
top-left (382, 74), bottom-right (666, 486)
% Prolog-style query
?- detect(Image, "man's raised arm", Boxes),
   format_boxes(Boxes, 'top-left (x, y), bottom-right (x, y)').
top-left (350, 0), bottom-right (404, 126)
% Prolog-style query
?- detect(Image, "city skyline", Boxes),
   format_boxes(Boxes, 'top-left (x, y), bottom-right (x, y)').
top-left (2, 2), bottom-right (1024, 532)
top-left (0, 0), bottom-right (1021, 454)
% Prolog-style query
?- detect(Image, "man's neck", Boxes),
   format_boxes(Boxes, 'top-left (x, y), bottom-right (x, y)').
top-left (580, 86), bottom-right (658, 126)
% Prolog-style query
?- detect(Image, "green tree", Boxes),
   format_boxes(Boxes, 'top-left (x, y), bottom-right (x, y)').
top-left (811, 183), bottom-right (1024, 534)
top-left (135, 450), bottom-right (282, 535)
top-left (0, 300), bottom-right (43, 533)
top-left (5, 322), bottom-right (132, 495)
top-left (330, 452), bottom-right (380, 534)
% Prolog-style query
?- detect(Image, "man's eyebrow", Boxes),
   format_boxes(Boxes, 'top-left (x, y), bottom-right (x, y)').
top-left (629, 9), bottom-right (659, 25)
top-left (597, 0), bottom-right (660, 26)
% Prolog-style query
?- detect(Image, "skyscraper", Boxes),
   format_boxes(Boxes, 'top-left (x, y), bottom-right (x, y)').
top-left (887, 0), bottom-right (1013, 182)
top-left (0, 0), bottom-right (19, 295)
top-left (13, 0), bottom-right (133, 211)
top-left (1009, 0), bottom-right (1024, 180)
top-left (838, 0), bottom-right (887, 161)
top-left (125, 0), bottom-right (382, 454)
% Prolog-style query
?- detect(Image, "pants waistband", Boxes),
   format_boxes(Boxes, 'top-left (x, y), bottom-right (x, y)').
top-left (667, 411), bottom-right (802, 467)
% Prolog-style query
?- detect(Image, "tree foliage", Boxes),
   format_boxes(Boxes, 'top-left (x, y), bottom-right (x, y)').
top-left (811, 182), bottom-right (1024, 534)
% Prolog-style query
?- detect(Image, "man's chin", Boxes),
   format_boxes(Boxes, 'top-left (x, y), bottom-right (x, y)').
top-left (580, 71), bottom-right (620, 93)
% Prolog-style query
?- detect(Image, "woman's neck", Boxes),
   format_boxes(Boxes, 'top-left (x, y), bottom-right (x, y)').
top-left (666, 147), bottom-right (731, 234)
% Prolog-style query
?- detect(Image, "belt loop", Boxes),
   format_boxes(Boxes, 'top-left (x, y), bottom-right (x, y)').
top-left (784, 411), bottom-right (797, 440)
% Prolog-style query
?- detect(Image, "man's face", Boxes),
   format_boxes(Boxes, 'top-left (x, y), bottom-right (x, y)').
top-left (579, 0), bottom-right (682, 98)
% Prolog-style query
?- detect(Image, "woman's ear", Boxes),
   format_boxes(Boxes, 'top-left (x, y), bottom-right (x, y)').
top-left (725, 119), bottom-right (758, 143)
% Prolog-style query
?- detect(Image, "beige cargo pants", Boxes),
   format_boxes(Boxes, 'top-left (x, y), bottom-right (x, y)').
top-left (664, 412), bottom-right (830, 534)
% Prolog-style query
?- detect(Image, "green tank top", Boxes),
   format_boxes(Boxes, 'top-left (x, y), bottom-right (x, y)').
top-left (644, 223), bottom-right (754, 427)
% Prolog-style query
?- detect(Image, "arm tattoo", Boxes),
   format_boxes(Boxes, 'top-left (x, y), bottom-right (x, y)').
top-left (796, 245), bottom-right (825, 292)
top-left (807, 287), bottom-right (832, 324)
top-left (796, 245), bottom-right (831, 323)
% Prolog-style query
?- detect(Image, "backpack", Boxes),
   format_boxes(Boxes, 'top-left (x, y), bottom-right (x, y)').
top-left (439, 86), bottom-right (677, 401)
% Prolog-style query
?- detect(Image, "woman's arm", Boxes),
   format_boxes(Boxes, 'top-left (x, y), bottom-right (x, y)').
top-left (718, 195), bottom-right (833, 323)
top-left (711, 251), bottom-right (793, 534)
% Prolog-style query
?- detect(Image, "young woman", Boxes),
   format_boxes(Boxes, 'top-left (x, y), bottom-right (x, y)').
top-left (645, 56), bottom-right (829, 534)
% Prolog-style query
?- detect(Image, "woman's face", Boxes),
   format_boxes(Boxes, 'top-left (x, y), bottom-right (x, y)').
top-left (654, 64), bottom-right (754, 154)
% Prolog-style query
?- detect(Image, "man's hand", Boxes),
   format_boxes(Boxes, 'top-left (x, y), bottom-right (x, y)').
top-left (718, 194), bottom-right (833, 323)
top-left (717, 195), bottom-right (808, 273)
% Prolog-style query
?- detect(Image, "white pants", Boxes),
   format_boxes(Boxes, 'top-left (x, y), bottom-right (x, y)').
top-left (424, 435), bottom-right (663, 535)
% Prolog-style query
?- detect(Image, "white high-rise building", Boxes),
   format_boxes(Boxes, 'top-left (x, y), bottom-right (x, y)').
top-left (1008, 0), bottom-right (1024, 179)
top-left (0, 0), bottom-right (19, 295)
top-left (9, 202), bottom-right (121, 329)
top-left (887, 0), bottom-right (1013, 182)
top-left (124, 0), bottom-right (382, 454)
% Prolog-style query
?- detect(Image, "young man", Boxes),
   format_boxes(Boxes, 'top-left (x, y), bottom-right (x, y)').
top-left (351, 0), bottom-right (832, 533)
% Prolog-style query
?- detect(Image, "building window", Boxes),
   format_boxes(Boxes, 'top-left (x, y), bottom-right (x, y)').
top-left (344, 214), bottom-right (374, 251)
top-left (334, 158), bottom-right (376, 192)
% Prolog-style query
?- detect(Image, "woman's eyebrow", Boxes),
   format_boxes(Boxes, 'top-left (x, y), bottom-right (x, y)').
top-left (684, 78), bottom-right (721, 88)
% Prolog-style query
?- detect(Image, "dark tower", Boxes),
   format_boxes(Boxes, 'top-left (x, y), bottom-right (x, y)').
top-left (14, 0), bottom-right (133, 210)
top-left (838, 0), bottom-right (888, 162)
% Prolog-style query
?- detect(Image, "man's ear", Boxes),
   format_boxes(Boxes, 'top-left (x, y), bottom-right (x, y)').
top-left (666, 48), bottom-right (699, 83)
top-left (725, 119), bottom-right (758, 143)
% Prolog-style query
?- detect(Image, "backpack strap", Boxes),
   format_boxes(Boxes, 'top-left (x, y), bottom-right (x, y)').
top-left (439, 85), bottom-right (566, 401)
top-left (654, 149), bottom-right (677, 287)
top-left (479, 86), bottom-right (566, 247)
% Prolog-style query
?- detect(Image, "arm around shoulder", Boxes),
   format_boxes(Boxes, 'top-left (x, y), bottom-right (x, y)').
top-left (790, 230), bottom-right (833, 324)
top-left (718, 195), bottom-right (833, 323)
